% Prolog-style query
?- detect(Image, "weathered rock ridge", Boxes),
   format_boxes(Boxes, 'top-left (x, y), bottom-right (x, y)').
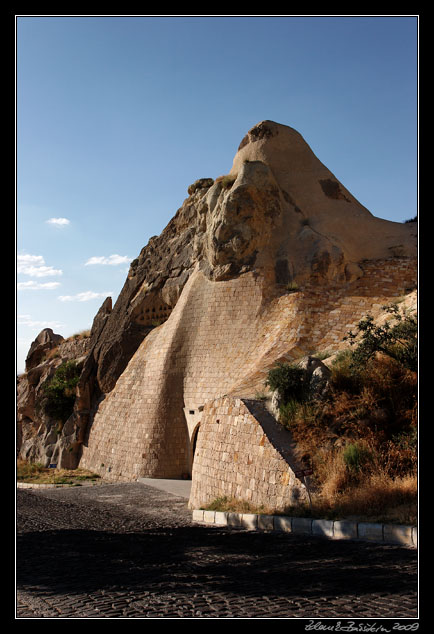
top-left (84, 120), bottom-right (416, 396)
top-left (17, 121), bottom-right (417, 510)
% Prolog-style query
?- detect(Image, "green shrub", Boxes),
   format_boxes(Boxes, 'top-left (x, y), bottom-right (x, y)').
top-left (279, 399), bottom-right (318, 430)
top-left (265, 362), bottom-right (309, 403)
top-left (344, 303), bottom-right (417, 372)
top-left (330, 349), bottom-right (364, 394)
top-left (279, 399), bottom-right (301, 427)
top-left (343, 442), bottom-right (373, 473)
top-left (43, 361), bottom-right (81, 422)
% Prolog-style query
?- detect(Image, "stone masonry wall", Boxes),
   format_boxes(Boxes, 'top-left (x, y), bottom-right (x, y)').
top-left (188, 396), bottom-right (309, 511)
top-left (79, 256), bottom-right (416, 484)
top-left (79, 267), bottom-right (268, 480)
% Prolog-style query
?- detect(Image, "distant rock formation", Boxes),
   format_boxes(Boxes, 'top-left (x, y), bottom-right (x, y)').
top-left (25, 328), bottom-right (64, 371)
top-left (17, 121), bottom-right (417, 511)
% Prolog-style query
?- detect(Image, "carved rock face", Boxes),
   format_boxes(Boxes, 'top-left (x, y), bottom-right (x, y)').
top-left (203, 161), bottom-right (281, 279)
top-left (231, 120), bottom-right (417, 265)
top-left (64, 121), bottom-right (417, 396)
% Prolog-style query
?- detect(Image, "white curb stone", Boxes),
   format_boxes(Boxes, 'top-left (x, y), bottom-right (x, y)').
top-left (203, 510), bottom-right (216, 523)
top-left (241, 513), bottom-right (258, 530)
top-left (383, 524), bottom-right (413, 546)
top-left (192, 509), bottom-right (204, 522)
top-left (257, 515), bottom-right (274, 531)
top-left (333, 520), bottom-right (358, 540)
top-left (192, 510), bottom-right (416, 547)
top-left (312, 519), bottom-right (334, 538)
top-left (357, 522), bottom-right (384, 542)
top-left (214, 511), bottom-right (228, 526)
top-left (274, 516), bottom-right (292, 532)
top-left (292, 517), bottom-right (313, 534)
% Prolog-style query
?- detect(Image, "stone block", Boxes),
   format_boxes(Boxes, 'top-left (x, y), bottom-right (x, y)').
top-left (192, 509), bottom-right (204, 522)
top-left (292, 517), bottom-right (313, 534)
top-left (357, 522), bottom-right (383, 542)
top-left (241, 513), bottom-right (258, 530)
top-left (214, 511), bottom-right (228, 526)
top-left (227, 512), bottom-right (242, 527)
top-left (258, 514), bottom-right (274, 531)
top-left (312, 519), bottom-right (334, 538)
top-left (333, 520), bottom-right (358, 540)
top-left (383, 524), bottom-right (413, 546)
top-left (273, 516), bottom-right (292, 533)
top-left (203, 510), bottom-right (216, 523)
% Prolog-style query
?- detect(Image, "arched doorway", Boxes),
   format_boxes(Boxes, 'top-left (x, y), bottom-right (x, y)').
top-left (190, 423), bottom-right (201, 472)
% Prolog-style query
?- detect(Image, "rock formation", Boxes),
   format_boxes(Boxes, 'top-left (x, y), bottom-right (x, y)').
top-left (17, 121), bottom-right (417, 512)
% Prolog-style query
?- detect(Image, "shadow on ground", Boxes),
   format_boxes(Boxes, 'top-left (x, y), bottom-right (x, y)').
top-left (17, 524), bottom-right (417, 601)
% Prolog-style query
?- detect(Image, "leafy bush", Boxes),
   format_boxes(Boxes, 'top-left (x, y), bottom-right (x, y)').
top-left (342, 442), bottom-right (373, 473)
top-left (43, 361), bottom-right (81, 422)
top-left (344, 303), bottom-right (417, 372)
top-left (265, 362), bottom-right (309, 403)
top-left (329, 349), bottom-right (364, 394)
top-left (279, 399), bottom-right (318, 431)
top-left (265, 304), bottom-right (418, 522)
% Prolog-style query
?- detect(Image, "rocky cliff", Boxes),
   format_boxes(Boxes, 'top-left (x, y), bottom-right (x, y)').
top-left (17, 121), bottom-right (417, 509)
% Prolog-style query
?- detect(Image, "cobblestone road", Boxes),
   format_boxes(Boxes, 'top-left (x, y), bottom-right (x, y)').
top-left (16, 482), bottom-right (418, 619)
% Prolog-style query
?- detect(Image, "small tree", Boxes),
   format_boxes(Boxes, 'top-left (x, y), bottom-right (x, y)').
top-left (344, 304), bottom-right (417, 372)
top-left (265, 362), bottom-right (309, 403)
top-left (43, 361), bottom-right (81, 422)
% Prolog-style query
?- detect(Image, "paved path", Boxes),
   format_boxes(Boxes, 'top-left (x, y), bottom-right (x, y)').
top-left (136, 477), bottom-right (191, 498)
top-left (16, 482), bottom-right (418, 619)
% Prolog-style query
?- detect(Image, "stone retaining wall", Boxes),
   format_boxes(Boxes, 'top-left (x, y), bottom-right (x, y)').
top-left (188, 396), bottom-right (308, 511)
top-left (79, 256), bottom-right (416, 487)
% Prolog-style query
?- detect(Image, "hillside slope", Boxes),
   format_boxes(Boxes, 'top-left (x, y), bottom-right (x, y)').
top-left (17, 121), bottom-right (417, 511)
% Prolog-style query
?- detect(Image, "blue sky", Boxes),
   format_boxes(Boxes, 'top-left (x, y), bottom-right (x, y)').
top-left (16, 15), bottom-right (418, 373)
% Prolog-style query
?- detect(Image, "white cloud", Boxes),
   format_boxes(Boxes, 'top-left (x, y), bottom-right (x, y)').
top-left (46, 217), bottom-right (70, 226)
top-left (17, 253), bottom-right (63, 277)
top-left (85, 254), bottom-right (131, 266)
top-left (58, 291), bottom-right (112, 302)
top-left (18, 254), bottom-right (45, 266)
top-left (17, 314), bottom-right (65, 330)
top-left (17, 280), bottom-right (61, 290)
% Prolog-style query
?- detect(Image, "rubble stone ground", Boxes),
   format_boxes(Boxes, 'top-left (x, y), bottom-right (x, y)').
top-left (16, 482), bottom-right (418, 619)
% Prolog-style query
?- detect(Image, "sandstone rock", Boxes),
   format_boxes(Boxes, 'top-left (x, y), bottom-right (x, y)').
top-left (18, 121), bottom-right (417, 501)
top-left (270, 389), bottom-right (283, 421)
top-left (75, 121), bottom-right (416, 400)
top-left (187, 177), bottom-right (214, 195)
top-left (298, 356), bottom-right (332, 396)
top-left (231, 120), bottom-right (416, 278)
top-left (310, 364), bottom-right (332, 399)
top-left (17, 331), bottom-right (90, 466)
top-left (25, 328), bottom-right (64, 371)
top-left (268, 356), bottom-right (332, 422)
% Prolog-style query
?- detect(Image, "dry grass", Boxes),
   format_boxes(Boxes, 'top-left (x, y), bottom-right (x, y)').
top-left (69, 329), bottom-right (91, 340)
top-left (296, 457), bottom-right (417, 524)
top-left (202, 496), bottom-right (274, 515)
top-left (328, 472), bottom-right (417, 524)
top-left (273, 352), bottom-right (418, 524)
top-left (202, 473), bottom-right (417, 524)
top-left (215, 174), bottom-right (237, 189)
top-left (17, 459), bottom-right (100, 485)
